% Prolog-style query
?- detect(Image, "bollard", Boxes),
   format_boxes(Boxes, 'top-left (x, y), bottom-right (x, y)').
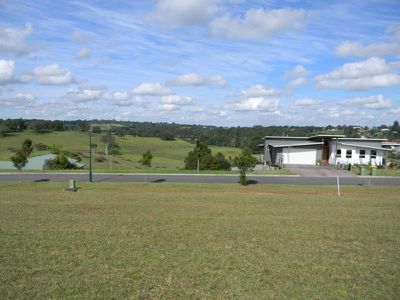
top-left (65, 179), bottom-right (77, 192)
top-left (69, 179), bottom-right (76, 189)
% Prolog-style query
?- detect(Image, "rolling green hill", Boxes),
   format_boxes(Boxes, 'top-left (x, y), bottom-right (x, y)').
top-left (0, 131), bottom-right (243, 172)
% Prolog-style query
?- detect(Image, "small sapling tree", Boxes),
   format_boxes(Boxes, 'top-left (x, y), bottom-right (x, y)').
top-left (139, 150), bottom-right (153, 182)
top-left (234, 148), bottom-right (258, 185)
top-left (11, 151), bottom-right (28, 183)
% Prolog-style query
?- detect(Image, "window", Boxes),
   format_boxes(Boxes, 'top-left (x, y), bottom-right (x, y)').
top-left (336, 149), bottom-right (341, 158)
top-left (359, 149), bottom-right (366, 158)
top-left (346, 150), bottom-right (352, 158)
top-left (370, 150), bottom-right (377, 159)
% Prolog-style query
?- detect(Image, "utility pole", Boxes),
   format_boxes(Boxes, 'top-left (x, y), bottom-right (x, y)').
top-left (89, 130), bottom-right (93, 183)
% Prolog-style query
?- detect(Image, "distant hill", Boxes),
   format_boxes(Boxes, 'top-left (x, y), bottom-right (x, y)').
top-left (0, 130), bottom-right (241, 171)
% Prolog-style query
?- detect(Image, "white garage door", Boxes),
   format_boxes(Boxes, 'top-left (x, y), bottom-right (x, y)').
top-left (283, 148), bottom-right (316, 165)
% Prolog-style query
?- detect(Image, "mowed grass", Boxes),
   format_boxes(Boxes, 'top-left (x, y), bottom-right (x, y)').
top-left (0, 183), bottom-right (399, 299)
top-left (0, 131), bottom-right (242, 171)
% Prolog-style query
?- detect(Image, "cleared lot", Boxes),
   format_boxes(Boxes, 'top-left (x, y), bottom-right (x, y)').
top-left (0, 183), bottom-right (399, 299)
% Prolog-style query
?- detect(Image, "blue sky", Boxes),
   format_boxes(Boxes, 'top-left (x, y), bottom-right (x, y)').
top-left (0, 0), bottom-right (400, 126)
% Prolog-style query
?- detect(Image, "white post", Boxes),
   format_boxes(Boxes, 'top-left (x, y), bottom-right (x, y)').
top-left (336, 176), bottom-right (341, 197)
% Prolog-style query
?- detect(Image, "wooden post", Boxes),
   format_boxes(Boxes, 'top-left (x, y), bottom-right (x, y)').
top-left (336, 176), bottom-right (341, 197)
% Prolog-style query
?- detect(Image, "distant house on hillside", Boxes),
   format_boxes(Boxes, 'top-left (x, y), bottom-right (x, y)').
top-left (263, 135), bottom-right (391, 166)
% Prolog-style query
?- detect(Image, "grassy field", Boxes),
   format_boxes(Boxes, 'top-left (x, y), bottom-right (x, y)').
top-left (0, 183), bottom-right (399, 298)
top-left (0, 131), bottom-right (242, 172)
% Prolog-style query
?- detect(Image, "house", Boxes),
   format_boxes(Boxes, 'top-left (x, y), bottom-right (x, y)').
top-left (263, 135), bottom-right (390, 166)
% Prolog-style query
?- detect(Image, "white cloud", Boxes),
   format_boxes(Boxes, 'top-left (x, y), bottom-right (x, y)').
top-left (342, 95), bottom-right (392, 109)
top-left (0, 59), bottom-right (15, 83)
top-left (315, 57), bottom-right (400, 90)
top-left (285, 65), bottom-right (309, 79)
top-left (241, 84), bottom-right (280, 97)
top-left (0, 23), bottom-right (33, 54)
top-left (166, 73), bottom-right (227, 87)
top-left (159, 95), bottom-right (193, 111)
top-left (287, 77), bottom-right (307, 90)
top-left (152, 0), bottom-right (218, 28)
top-left (210, 8), bottom-right (306, 40)
top-left (210, 75), bottom-right (227, 87)
top-left (294, 98), bottom-right (322, 106)
top-left (106, 92), bottom-right (142, 106)
top-left (68, 86), bottom-right (105, 102)
top-left (161, 95), bottom-right (193, 105)
top-left (0, 93), bottom-right (35, 107)
top-left (335, 41), bottom-right (400, 57)
top-left (31, 64), bottom-right (75, 85)
top-left (230, 97), bottom-right (279, 111)
top-left (132, 82), bottom-right (172, 96)
top-left (76, 47), bottom-right (91, 59)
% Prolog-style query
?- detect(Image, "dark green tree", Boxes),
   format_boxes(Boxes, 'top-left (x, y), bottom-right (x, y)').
top-left (11, 151), bottom-right (28, 183)
top-left (184, 140), bottom-right (212, 170)
top-left (234, 148), bottom-right (259, 185)
top-left (139, 150), bottom-right (153, 168)
top-left (22, 138), bottom-right (33, 158)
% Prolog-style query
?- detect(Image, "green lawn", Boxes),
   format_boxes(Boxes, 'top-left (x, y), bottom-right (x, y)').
top-left (0, 183), bottom-right (399, 298)
top-left (0, 131), bottom-right (242, 171)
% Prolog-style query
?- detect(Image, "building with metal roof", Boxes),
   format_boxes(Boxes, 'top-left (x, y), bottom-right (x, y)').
top-left (263, 135), bottom-right (391, 167)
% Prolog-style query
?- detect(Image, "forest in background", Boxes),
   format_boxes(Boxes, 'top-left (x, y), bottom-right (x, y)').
top-left (1, 118), bottom-right (399, 153)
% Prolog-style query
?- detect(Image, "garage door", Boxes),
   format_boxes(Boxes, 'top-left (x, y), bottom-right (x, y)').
top-left (283, 148), bottom-right (316, 165)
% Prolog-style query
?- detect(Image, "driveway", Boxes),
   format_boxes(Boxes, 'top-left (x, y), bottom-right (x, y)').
top-left (284, 164), bottom-right (357, 177)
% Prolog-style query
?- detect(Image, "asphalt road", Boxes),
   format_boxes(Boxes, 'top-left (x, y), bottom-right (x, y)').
top-left (1, 173), bottom-right (399, 186)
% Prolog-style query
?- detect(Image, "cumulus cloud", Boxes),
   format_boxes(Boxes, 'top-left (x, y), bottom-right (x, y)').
top-left (335, 41), bottom-right (400, 57)
top-left (342, 95), bottom-right (392, 109)
top-left (0, 59), bottom-right (15, 83)
top-left (159, 95), bottom-right (193, 111)
top-left (68, 86), bottom-right (105, 102)
top-left (76, 47), bottom-right (91, 59)
top-left (210, 8), bottom-right (306, 40)
top-left (151, 0), bottom-right (218, 28)
top-left (106, 92), bottom-right (142, 106)
top-left (230, 97), bottom-right (279, 111)
top-left (25, 64), bottom-right (76, 85)
top-left (132, 82), bottom-right (172, 96)
top-left (294, 98), bottom-right (322, 106)
top-left (0, 23), bottom-right (33, 54)
top-left (315, 57), bottom-right (400, 90)
top-left (166, 73), bottom-right (227, 87)
top-left (0, 93), bottom-right (35, 107)
top-left (241, 84), bottom-right (280, 97)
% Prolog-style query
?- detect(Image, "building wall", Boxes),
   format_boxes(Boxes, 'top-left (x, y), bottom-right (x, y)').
top-left (335, 145), bottom-right (385, 165)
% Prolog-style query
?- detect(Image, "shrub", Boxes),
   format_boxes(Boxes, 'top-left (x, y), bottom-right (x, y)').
top-left (44, 155), bottom-right (78, 170)
top-left (95, 156), bottom-right (106, 162)
top-left (34, 143), bottom-right (48, 151)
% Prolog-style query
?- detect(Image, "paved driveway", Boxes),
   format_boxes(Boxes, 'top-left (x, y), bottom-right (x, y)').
top-left (284, 164), bottom-right (357, 177)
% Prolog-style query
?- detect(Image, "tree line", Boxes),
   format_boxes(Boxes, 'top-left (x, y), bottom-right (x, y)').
top-left (1, 119), bottom-right (399, 153)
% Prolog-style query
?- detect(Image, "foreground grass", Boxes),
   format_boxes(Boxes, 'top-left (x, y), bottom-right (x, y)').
top-left (0, 183), bottom-right (399, 299)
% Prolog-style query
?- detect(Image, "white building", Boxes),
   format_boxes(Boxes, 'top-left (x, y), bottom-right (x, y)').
top-left (263, 135), bottom-right (390, 166)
